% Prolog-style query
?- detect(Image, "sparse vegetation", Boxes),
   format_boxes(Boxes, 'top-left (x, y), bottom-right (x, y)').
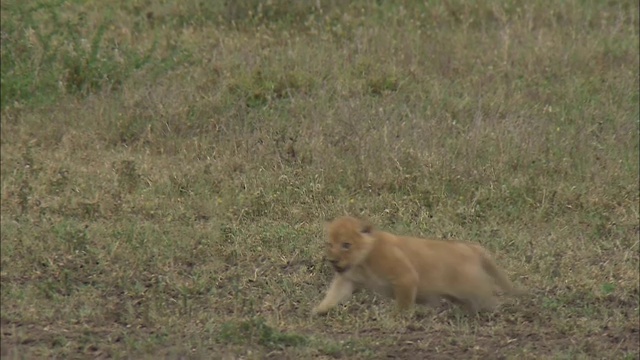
top-left (1, 0), bottom-right (638, 358)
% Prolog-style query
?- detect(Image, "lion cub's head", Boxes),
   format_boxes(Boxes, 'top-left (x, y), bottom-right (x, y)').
top-left (324, 216), bottom-right (375, 273)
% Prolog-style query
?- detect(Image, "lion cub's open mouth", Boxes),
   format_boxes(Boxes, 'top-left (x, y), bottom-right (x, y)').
top-left (333, 265), bottom-right (348, 273)
top-left (330, 260), bottom-right (349, 273)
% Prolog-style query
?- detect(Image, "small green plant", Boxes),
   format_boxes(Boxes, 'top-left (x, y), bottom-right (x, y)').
top-left (114, 160), bottom-right (141, 194)
top-left (0, 1), bottom-right (161, 110)
top-left (601, 283), bottom-right (615, 295)
top-left (219, 317), bottom-right (307, 349)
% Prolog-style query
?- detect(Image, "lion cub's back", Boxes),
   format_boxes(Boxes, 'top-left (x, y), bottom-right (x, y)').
top-left (397, 235), bottom-right (483, 272)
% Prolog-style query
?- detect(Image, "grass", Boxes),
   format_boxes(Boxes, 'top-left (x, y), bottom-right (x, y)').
top-left (1, 0), bottom-right (639, 358)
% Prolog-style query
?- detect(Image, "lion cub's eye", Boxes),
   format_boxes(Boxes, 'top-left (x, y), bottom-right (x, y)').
top-left (341, 242), bottom-right (351, 250)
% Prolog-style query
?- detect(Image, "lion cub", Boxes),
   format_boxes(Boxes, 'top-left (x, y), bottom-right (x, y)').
top-left (312, 216), bottom-right (523, 315)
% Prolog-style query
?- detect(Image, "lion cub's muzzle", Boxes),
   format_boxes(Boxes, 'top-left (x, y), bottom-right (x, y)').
top-left (328, 259), bottom-right (348, 273)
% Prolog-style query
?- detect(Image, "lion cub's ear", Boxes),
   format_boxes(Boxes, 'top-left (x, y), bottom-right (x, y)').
top-left (360, 220), bottom-right (373, 234)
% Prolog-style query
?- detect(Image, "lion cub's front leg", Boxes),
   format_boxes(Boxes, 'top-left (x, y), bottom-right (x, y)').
top-left (312, 275), bottom-right (354, 315)
top-left (393, 280), bottom-right (418, 312)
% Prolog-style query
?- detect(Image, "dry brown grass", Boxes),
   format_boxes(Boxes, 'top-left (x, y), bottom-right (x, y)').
top-left (1, 0), bottom-right (639, 358)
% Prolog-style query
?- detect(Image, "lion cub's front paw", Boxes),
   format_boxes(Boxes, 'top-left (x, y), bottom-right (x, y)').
top-left (312, 305), bottom-right (329, 316)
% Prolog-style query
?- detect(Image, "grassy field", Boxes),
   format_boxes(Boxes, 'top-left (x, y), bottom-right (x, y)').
top-left (1, 0), bottom-right (638, 358)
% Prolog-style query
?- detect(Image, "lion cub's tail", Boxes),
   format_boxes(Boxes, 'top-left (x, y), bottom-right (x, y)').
top-left (468, 244), bottom-right (526, 296)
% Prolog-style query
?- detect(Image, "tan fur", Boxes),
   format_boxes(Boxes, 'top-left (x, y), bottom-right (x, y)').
top-left (312, 216), bottom-right (523, 315)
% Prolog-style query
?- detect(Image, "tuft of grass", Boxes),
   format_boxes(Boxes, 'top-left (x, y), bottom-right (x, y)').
top-left (218, 317), bottom-right (307, 349)
top-left (0, 1), bottom-right (184, 110)
top-left (1, 0), bottom-right (639, 358)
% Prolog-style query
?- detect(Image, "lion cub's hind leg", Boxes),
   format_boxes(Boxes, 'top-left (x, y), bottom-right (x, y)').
top-left (447, 271), bottom-right (499, 315)
top-left (461, 294), bottom-right (499, 314)
top-left (416, 295), bottom-right (444, 308)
